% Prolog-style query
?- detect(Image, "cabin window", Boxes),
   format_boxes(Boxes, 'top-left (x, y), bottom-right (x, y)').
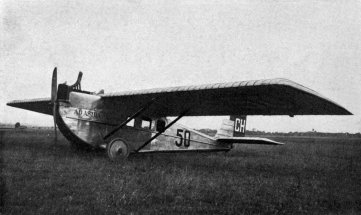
top-left (141, 118), bottom-right (152, 130)
top-left (126, 117), bottom-right (135, 127)
top-left (156, 119), bottom-right (166, 132)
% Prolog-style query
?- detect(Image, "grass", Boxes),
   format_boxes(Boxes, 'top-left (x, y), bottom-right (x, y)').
top-left (1, 129), bottom-right (361, 214)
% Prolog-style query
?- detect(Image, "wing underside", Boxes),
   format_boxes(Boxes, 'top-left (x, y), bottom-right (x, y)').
top-left (7, 78), bottom-right (351, 117)
top-left (101, 78), bottom-right (351, 117)
top-left (7, 98), bottom-right (53, 116)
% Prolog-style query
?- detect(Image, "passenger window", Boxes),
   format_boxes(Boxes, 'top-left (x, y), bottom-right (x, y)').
top-left (126, 117), bottom-right (134, 127)
top-left (156, 120), bottom-right (166, 132)
top-left (141, 118), bottom-right (152, 129)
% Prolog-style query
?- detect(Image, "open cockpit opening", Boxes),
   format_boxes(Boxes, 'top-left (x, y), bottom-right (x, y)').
top-left (57, 72), bottom-right (92, 102)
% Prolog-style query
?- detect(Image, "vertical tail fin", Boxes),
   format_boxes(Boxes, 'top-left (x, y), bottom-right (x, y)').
top-left (215, 115), bottom-right (247, 138)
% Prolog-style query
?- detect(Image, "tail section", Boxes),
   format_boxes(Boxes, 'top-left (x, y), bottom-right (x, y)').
top-left (215, 115), bottom-right (247, 138)
top-left (215, 115), bottom-right (284, 145)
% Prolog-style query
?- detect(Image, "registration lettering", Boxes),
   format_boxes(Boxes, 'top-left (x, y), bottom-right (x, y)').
top-left (234, 118), bottom-right (246, 133)
top-left (74, 108), bottom-right (108, 121)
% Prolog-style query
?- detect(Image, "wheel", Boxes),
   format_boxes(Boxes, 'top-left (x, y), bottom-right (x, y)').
top-left (107, 139), bottom-right (130, 161)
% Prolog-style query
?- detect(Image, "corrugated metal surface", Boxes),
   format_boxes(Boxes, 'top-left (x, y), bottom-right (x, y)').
top-left (7, 98), bottom-right (52, 115)
top-left (6, 78), bottom-right (352, 117)
top-left (102, 78), bottom-right (320, 98)
top-left (100, 78), bottom-right (351, 116)
top-left (7, 97), bottom-right (51, 104)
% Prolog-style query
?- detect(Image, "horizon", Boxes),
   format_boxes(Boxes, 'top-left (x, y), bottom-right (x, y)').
top-left (1, 122), bottom-right (360, 135)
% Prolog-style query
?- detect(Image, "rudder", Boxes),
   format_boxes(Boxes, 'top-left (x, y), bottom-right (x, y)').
top-left (215, 115), bottom-right (247, 138)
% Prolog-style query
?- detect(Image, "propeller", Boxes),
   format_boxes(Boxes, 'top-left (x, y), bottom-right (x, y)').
top-left (51, 67), bottom-right (58, 144)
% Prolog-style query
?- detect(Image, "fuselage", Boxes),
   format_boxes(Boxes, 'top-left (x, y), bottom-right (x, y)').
top-left (56, 88), bottom-right (230, 153)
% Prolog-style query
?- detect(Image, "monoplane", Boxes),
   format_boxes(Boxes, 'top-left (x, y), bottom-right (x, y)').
top-left (7, 68), bottom-right (352, 160)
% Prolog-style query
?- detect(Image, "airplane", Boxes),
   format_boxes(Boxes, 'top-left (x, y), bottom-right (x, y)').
top-left (7, 68), bottom-right (352, 161)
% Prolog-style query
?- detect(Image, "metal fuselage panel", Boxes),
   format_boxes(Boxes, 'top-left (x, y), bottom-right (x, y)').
top-left (58, 91), bottom-right (229, 152)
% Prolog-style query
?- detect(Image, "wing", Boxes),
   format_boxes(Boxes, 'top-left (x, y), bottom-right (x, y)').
top-left (7, 98), bottom-right (53, 115)
top-left (216, 137), bottom-right (284, 145)
top-left (101, 78), bottom-right (351, 117)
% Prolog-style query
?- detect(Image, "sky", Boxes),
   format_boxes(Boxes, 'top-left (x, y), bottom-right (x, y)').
top-left (1, 0), bottom-right (360, 133)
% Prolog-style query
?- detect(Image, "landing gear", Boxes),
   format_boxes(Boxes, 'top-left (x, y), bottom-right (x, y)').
top-left (107, 139), bottom-right (130, 161)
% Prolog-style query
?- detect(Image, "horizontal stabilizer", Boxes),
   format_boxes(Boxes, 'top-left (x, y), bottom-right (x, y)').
top-left (138, 148), bottom-right (229, 154)
top-left (7, 98), bottom-right (53, 115)
top-left (217, 137), bottom-right (284, 145)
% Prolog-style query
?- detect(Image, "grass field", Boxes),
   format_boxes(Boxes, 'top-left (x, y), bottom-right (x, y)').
top-left (1, 129), bottom-right (361, 214)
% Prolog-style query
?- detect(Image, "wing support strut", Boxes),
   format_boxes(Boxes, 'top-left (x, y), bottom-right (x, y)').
top-left (134, 108), bottom-right (190, 153)
top-left (103, 98), bottom-right (157, 140)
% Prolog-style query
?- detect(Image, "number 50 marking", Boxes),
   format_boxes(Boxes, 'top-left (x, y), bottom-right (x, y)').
top-left (175, 129), bottom-right (191, 147)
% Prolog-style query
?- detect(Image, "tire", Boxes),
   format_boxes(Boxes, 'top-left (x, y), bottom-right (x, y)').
top-left (107, 139), bottom-right (130, 161)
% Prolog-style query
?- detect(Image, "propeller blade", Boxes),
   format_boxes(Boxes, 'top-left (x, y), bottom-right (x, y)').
top-left (53, 104), bottom-right (57, 144)
top-left (51, 67), bottom-right (58, 144)
top-left (51, 67), bottom-right (57, 104)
